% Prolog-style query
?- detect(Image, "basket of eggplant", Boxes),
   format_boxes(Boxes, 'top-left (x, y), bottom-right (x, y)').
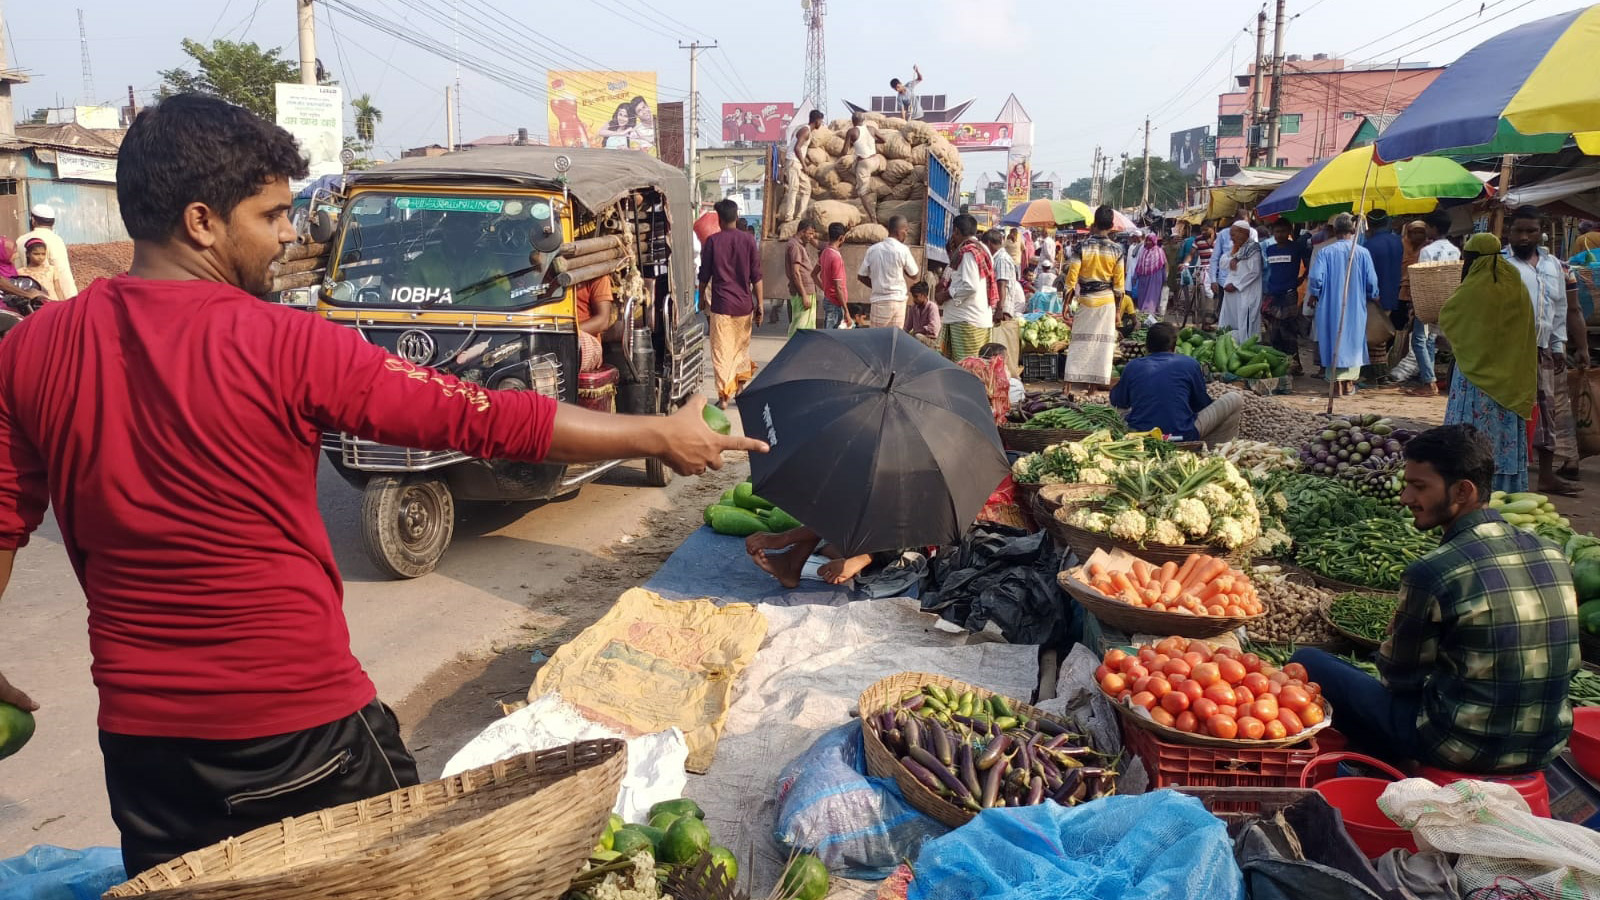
top-left (858, 672), bottom-right (1116, 827)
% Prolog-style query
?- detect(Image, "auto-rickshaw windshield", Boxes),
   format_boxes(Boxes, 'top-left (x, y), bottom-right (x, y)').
top-left (326, 191), bottom-right (563, 309)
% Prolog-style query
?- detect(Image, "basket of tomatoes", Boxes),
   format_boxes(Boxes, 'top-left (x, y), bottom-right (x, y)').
top-left (1096, 637), bottom-right (1332, 749)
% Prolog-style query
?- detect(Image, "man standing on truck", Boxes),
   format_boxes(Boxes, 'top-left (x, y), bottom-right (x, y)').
top-left (0, 94), bottom-right (765, 877)
top-left (846, 113), bottom-right (885, 224)
top-left (699, 198), bottom-right (765, 408)
top-left (891, 66), bottom-right (923, 121)
top-left (783, 110), bottom-right (824, 225)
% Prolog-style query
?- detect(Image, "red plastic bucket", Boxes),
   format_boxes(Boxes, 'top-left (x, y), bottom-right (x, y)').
top-left (1413, 764), bottom-right (1551, 817)
top-left (1572, 708), bottom-right (1600, 780)
top-left (1300, 752), bottom-right (1418, 857)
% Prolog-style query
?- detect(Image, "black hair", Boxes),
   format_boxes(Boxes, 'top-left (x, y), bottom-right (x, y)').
top-left (982, 229), bottom-right (1003, 247)
top-left (118, 93), bottom-right (308, 242)
top-left (886, 214), bottom-right (906, 235)
top-left (954, 213), bottom-right (978, 237)
top-left (891, 78), bottom-right (903, 89)
top-left (809, 109), bottom-right (824, 124)
top-left (1147, 322), bottom-right (1178, 353)
top-left (910, 281), bottom-right (930, 296)
top-left (978, 343), bottom-right (1007, 359)
top-left (1271, 218), bottom-right (1292, 233)
top-left (796, 219), bottom-right (818, 234)
top-left (1511, 204), bottom-right (1543, 223)
top-left (1093, 205), bottom-right (1114, 231)
top-left (1404, 424), bottom-right (1493, 505)
top-left (827, 222), bottom-right (847, 242)
top-left (1426, 212), bottom-right (1452, 235)
top-left (715, 198), bottom-right (739, 226)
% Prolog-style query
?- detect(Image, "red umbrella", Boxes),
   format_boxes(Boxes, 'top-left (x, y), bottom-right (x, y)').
top-left (693, 211), bottom-right (719, 243)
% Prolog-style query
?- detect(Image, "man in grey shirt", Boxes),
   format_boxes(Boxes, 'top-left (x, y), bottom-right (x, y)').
top-left (890, 66), bottom-right (923, 121)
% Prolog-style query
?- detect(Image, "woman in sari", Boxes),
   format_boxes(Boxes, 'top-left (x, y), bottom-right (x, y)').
top-left (1439, 233), bottom-right (1536, 492)
top-left (1131, 233), bottom-right (1167, 315)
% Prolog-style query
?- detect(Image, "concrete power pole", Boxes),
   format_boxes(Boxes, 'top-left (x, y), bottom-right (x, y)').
top-left (445, 85), bottom-right (457, 151)
top-left (1265, 0), bottom-right (1288, 166)
top-left (1248, 8), bottom-right (1267, 166)
top-left (680, 41), bottom-right (716, 206)
top-left (297, 0), bottom-right (317, 85)
top-left (1140, 117), bottom-right (1152, 210)
top-left (1089, 146), bottom-right (1102, 206)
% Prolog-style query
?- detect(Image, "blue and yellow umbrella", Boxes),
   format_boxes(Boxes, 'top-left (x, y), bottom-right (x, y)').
top-left (1257, 145), bottom-right (1484, 221)
top-left (1376, 4), bottom-right (1600, 161)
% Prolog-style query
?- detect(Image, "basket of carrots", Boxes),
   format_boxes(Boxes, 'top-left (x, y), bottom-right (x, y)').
top-left (1058, 548), bottom-right (1265, 639)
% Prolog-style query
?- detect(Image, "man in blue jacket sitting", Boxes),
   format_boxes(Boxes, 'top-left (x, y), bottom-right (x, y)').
top-left (1111, 323), bottom-right (1243, 443)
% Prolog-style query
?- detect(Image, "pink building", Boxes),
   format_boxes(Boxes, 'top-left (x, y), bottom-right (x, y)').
top-left (1214, 54), bottom-right (1443, 173)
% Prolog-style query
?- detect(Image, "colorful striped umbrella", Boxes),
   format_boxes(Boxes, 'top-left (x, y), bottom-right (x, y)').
top-left (1256, 145), bottom-right (1484, 221)
top-left (1050, 198), bottom-right (1136, 231)
top-left (1001, 199), bottom-right (1084, 227)
top-left (1375, 5), bottom-right (1600, 161)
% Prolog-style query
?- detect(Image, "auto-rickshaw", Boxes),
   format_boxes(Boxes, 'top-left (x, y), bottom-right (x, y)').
top-left (303, 146), bottom-right (706, 578)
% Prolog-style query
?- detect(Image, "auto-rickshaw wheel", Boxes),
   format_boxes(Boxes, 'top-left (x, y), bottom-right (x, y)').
top-left (644, 456), bottom-right (672, 488)
top-left (361, 473), bottom-right (455, 579)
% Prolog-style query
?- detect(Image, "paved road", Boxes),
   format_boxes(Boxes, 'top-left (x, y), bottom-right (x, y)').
top-left (0, 328), bottom-right (789, 858)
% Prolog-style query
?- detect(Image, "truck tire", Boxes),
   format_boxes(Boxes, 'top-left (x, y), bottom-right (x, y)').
top-left (645, 456), bottom-right (672, 488)
top-left (361, 473), bottom-right (455, 579)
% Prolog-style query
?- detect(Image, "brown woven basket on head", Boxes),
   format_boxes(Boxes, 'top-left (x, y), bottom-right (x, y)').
top-left (105, 739), bottom-right (626, 900)
top-left (1318, 594), bottom-right (1391, 651)
top-left (858, 672), bottom-right (1077, 828)
top-left (1111, 692), bottom-right (1333, 750)
top-left (1408, 260), bottom-right (1462, 325)
top-left (1035, 495), bottom-right (1217, 567)
top-left (1057, 568), bottom-right (1260, 639)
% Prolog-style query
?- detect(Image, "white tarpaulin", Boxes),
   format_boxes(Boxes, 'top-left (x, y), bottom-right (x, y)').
top-left (683, 597), bottom-right (1039, 895)
top-left (1504, 165), bottom-right (1600, 218)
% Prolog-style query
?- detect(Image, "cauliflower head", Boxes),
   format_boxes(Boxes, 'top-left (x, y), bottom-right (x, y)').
top-left (1169, 497), bottom-right (1213, 538)
top-left (1067, 508), bottom-right (1111, 532)
top-left (1195, 482), bottom-right (1234, 511)
top-left (1147, 518), bottom-right (1187, 546)
top-left (1208, 516), bottom-right (1249, 549)
top-left (1109, 508), bottom-right (1149, 542)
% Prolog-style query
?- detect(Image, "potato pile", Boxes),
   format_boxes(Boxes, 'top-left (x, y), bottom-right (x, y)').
top-left (778, 113), bottom-right (964, 246)
top-left (1205, 383), bottom-right (1325, 448)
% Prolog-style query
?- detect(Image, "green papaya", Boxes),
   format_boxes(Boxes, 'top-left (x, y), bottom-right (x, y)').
top-left (763, 507), bottom-right (804, 533)
top-left (732, 482), bottom-right (775, 512)
top-left (707, 505), bottom-right (769, 537)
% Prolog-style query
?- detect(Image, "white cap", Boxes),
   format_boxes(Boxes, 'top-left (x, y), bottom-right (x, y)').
top-left (30, 204), bottom-right (56, 220)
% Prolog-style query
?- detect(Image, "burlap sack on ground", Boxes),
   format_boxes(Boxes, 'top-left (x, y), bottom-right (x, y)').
top-left (811, 129), bottom-right (845, 156)
top-left (814, 161), bottom-right (842, 187)
top-left (848, 223), bottom-right (889, 244)
top-left (810, 180), bottom-right (829, 200)
top-left (808, 199), bottom-right (866, 231)
top-left (865, 175), bottom-right (892, 197)
top-left (836, 153), bottom-right (858, 178)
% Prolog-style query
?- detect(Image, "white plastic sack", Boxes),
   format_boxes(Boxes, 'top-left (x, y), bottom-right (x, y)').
top-left (1381, 777), bottom-right (1600, 900)
top-left (441, 691), bottom-right (689, 824)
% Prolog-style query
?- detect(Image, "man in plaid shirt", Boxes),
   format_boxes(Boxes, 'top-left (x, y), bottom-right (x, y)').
top-left (1292, 425), bottom-right (1579, 773)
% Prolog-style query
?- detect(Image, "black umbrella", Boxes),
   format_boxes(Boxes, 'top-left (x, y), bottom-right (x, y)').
top-left (735, 328), bottom-right (1010, 556)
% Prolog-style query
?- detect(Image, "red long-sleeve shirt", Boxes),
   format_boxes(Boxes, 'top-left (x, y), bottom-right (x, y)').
top-left (0, 276), bottom-right (557, 740)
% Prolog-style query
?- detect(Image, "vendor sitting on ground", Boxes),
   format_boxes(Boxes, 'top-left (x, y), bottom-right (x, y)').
top-left (1109, 323), bottom-right (1243, 442)
top-left (1290, 425), bottom-right (1579, 774)
top-left (745, 526), bottom-right (880, 588)
top-left (574, 273), bottom-right (616, 372)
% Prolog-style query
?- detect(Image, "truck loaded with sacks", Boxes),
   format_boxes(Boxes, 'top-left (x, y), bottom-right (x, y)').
top-left (761, 113), bottom-right (962, 305)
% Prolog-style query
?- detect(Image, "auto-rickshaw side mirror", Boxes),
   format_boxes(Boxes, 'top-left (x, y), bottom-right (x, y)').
top-left (532, 216), bottom-right (564, 254)
top-left (309, 208), bottom-right (340, 244)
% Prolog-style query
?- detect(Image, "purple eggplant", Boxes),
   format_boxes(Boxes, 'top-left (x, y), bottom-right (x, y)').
top-left (901, 756), bottom-right (945, 793)
top-left (907, 745), bottom-right (972, 800)
top-left (976, 734), bottom-right (1012, 770)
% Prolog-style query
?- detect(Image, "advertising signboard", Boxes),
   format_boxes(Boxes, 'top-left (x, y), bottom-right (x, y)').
top-left (546, 71), bottom-right (658, 156)
top-left (1169, 125), bottom-right (1211, 177)
top-left (1005, 149), bottom-right (1032, 210)
top-left (274, 83), bottom-right (343, 192)
top-left (930, 122), bottom-right (1014, 149)
top-left (721, 103), bottom-right (797, 143)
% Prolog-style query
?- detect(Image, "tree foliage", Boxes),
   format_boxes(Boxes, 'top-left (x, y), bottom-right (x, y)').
top-left (158, 39), bottom-right (327, 120)
top-left (1061, 176), bottom-right (1094, 203)
top-left (352, 94), bottom-right (383, 147)
top-left (1102, 156), bottom-right (1190, 210)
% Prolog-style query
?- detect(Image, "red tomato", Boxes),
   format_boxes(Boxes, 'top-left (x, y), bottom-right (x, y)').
top-left (1163, 659), bottom-right (1193, 679)
top-left (1191, 698), bottom-right (1219, 720)
top-left (1101, 673), bottom-right (1127, 695)
top-left (1217, 658), bottom-right (1247, 685)
top-left (1105, 648), bottom-right (1129, 668)
top-left (1095, 664), bottom-right (1113, 682)
top-left (1279, 685), bottom-right (1312, 713)
top-left (1192, 662), bottom-right (1222, 688)
top-left (1203, 683), bottom-right (1237, 706)
top-left (1207, 714), bottom-right (1239, 740)
top-left (1161, 690), bottom-right (1190, 715)
top-left (1232, 686), bottom-right (1255, 707)
top-left (1217, 704), bottom-right (1239, 718)
top-left (1156, 637), bottom-right (1185, 656)
top-left (1240, 652), bottom-right (1264, 673)
top-left (1263, 719), bottom-right (1288, 741)
top-left (1179, 680), bottom-right (1205, 702)
top-left (1151, 707), bottom-right (1176, 728)
top-left (1174, 710), bottom-right (1199, 733)
top-left (1237, 715), bottom-right (1266, 740)
top-left (1130, 690), bottom-right (1158, 711)
top-left (1282, 662), bottom-right (1309, 682)
top-left (1138, 647), bottom-right (1158, 664)
top-left (1300, 701), bottom-right (1326, 726)
top-left (1267, 670), bottom-right (1290, 685)
top-left (1277, 707), bottom-right (1305, 735)
top-left (1122, 661), bottom-right (1150, 681)
top-left (1265, 680), bottom-right (1283, 696)
top-left (1211, 646), bottom-right (1239, 661)
top-left (1132, 676), bottom-right (1153, 695)
top-left (1182, 650), bottom-right (1209, 668)
top-left (1151, 653), bottom-right (1171, 668)
top-left (1146, 676), bottom-right (1173, 700)
top-left (1250, 697), bottom-right (1279, 722)
top-left (1242, 672), bottom-right (1271, 695)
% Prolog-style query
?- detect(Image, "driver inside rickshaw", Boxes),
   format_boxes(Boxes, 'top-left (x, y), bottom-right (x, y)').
top-left (573, 272), bottom-right (616, 372)
top-left (401, 210), bottom-right (552, 308)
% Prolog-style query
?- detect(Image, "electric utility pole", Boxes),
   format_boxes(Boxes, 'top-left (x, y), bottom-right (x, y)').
top-left (1089, 146), bottom-right (1102, 206)
top-left (1265, 0), bottom-right (1288, 166)
top-left (1140, 117), bottom-right (1152, 209)
top-left (297, 0), bottom-right (317, 85)
top-left (681, 41), bottom-right (717, 206)
top-left (1248, 7), bottom-right (1266, 166)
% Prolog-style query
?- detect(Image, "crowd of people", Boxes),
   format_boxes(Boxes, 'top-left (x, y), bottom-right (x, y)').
top-left (0, 204), bottom-right (79, 305)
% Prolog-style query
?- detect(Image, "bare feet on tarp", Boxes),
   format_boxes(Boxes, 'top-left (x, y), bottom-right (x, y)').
top-left (818, 553), bottom-right (874, 585)
top-left (745, 529), bottom-right (823, 589)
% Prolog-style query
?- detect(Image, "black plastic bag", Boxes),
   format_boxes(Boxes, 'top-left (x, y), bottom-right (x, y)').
top-left (921, 527), bottom-right (1072, 645)
top-left (1232, 793), bottom-right (1406, 900)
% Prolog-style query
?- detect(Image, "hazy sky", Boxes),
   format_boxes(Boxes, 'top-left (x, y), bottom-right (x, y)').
top-left (3, 0), bottom-right (1586, 190)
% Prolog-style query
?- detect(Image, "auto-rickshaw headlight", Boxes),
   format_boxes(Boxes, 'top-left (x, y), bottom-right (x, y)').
top-left (527, 353), bottom-right (562, 399)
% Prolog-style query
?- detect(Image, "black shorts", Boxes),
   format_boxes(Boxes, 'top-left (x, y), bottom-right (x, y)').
top-left (102, 698), bottom-right (419, 878)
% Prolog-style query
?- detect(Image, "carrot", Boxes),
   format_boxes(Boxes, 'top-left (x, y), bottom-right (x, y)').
top-left (1174, 553), bottom-right (1202, 586)
top-left (1196, 580), bottom-right (1228, 603)
top-left (1158, 561), bottom-right (1179, 584)
top-left (1120, 585), bottom-right (1144, 606)
top-left (1131, 560), bottom-right (1152, 588)
top-left (1110, 572), bottom-right (1134, 595)
top-left (1088, 562), bottom-right (1106, 578)
top-left (1161, 579), bottom-right (1183, 603)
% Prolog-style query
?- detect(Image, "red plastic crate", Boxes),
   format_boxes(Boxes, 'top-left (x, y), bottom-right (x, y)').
top-left (1126, 723), bottom-right (1319, 790)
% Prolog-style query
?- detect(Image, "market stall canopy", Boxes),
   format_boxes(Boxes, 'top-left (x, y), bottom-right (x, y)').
top-left (1374, 5), bottom-right (1600, 162)
top-left (1256, 146), bottom-right (1484, 221)
top-left (735, 328), bottom-right (1009, 556)
top-left (1502, 163), bottom-right (1600, 218)
top-left (1203, 167), bottom-right (1299, 221)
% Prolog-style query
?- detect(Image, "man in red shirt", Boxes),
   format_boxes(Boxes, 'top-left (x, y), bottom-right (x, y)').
top-left (817, 222), bottom-right (848, 329)
top-left (0, 94), bottom-right (763, 876)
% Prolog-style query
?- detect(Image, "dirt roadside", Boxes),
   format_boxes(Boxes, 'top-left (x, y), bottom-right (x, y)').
top-left (395, 462), bottom-right (748, 776)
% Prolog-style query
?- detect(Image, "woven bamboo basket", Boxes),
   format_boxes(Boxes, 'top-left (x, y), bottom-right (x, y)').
top-left (858, 672), bottom-right (1078, 828)
top-left (999, 425), bottom-right (1101, 453)
top-left (1408, 260), bottom-right (1462, 325)
top-left (1058, 568), bottom-right (1260, 639)
top-left (1111, 695), bottom-right (1332, 750)
top-left (1318, 594), bottom-right (1390, 651)
top-left (106, 739), bottom-right (626, 900)
top-left (1307, 570), bottom-right (1391, 596)
top-left (1036, 495), bottom-right (1217, 567)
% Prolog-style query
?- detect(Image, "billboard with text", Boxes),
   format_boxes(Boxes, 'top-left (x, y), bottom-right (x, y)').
top-left (546, 70), bottom-right (658, 156)
top-left (721, 103), bottom-right (797, 143)
top-left (1169, 125), bottom-right (1211, 177)
top-left (930, 122), bottom-right (1013, 149)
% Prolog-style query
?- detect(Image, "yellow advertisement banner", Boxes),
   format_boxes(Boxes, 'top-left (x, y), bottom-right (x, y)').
top-left (547, 70), bottom-right (658, 157)
top-left (1005, 148), bottom-right (1032, 210)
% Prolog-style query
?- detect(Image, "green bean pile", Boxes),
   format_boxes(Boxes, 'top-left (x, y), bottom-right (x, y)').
top-left (1573, 669), bottom-right (1600, 708)
top-left (1327, 592), bottom-right (1399, 643)
top-left (1020, 404), bottom-right (1127, 433)
top-left (1295, 520), bottom-right (1439, 589)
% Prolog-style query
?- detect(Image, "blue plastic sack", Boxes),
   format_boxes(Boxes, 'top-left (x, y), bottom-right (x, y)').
top-left (774, 721), bottom-right (948, 879)
top-left (0, 846), bottom-right (126, 900)
top-left (907, 791), bottom-right (1244, 900)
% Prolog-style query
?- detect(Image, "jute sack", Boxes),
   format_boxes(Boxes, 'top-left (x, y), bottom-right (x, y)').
top-left (1570, 366), bottom-right (1600, 459)
top-left (808, 200), bottom-right (866, 232)
top-left (847, 224), bottom-right (889, 244)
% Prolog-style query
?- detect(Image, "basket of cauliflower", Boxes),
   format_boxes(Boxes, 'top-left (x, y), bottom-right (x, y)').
top-left (1040, 452), bottom-right (1266, 566)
